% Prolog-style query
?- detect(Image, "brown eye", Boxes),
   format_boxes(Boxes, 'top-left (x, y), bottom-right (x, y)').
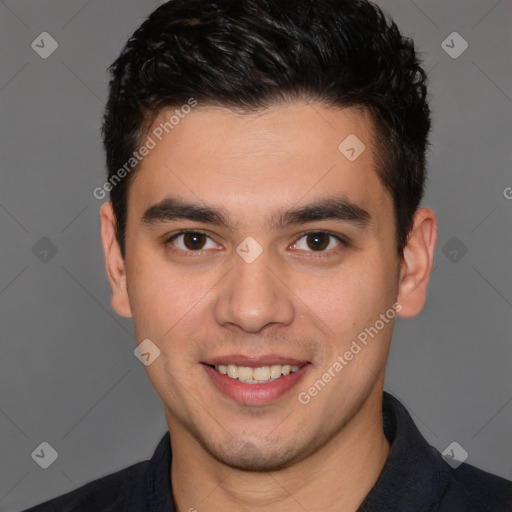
top-left (169, 231), bottom-right (218, 252)
top-left (292, 232), bottom-right (345, 254)
top-left (182, 232), bottom-right (207, 250)
top-left (305, 233), bottom-right (330, 251)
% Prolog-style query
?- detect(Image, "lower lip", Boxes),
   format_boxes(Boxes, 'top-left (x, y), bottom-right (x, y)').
top-left (203, 364), bottom-right (310, 406)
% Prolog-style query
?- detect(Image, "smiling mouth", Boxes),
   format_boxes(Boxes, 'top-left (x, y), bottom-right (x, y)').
top-left (208, 363), bottom-right (304, 384)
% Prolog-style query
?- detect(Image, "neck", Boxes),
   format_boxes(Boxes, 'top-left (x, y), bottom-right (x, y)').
top-left (170, 388), bottom-right (389, 512)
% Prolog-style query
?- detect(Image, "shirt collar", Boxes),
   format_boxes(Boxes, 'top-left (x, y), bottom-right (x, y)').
top-left (145, 431), bottom-right (175, 512)
top-left (357, 392), bottom-right (451, 511)
top-left (145, 392), bottom-right (450, 511)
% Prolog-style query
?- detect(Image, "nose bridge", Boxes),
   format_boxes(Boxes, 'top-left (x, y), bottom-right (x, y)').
top-left (214, 243), bottom-right (295, 333)
top-left (233, 246), bottom-right (274, 294)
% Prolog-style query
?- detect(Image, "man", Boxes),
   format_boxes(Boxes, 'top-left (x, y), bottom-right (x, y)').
top-left (25, 0), bottom-right (512, 510)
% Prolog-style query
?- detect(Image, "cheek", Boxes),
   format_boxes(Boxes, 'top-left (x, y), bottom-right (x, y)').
top-left (311, 257), bottom-right (398, 349)
top-left (125, 253), bottom-right (203, 341)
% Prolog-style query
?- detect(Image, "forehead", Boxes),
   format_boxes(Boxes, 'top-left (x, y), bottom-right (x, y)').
top-left (146, 102), bottom-right (375, 168)
top-left (128, 101), bottom-right (391, 224)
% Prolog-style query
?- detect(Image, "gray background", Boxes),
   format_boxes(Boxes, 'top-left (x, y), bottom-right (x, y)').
top-left (0, 0), bottom-right (511, 510)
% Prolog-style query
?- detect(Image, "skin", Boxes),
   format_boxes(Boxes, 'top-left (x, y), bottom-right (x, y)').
top-left (101, 101), bottom-right (437, 512)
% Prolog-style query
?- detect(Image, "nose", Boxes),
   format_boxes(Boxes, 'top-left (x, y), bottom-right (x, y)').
top-left (214, 247), bottom-right (295, 334)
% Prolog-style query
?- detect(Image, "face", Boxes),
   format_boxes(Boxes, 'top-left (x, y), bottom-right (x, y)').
top-left (102, 102), bottom-right (429, 472)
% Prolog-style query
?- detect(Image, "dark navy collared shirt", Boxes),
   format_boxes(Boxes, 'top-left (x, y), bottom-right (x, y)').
top-left (24, 393), bottom-right (512, 511)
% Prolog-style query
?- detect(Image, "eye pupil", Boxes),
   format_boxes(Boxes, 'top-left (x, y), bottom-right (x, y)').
top-left (307, 233), bottom-right (329, 251)
top-left (176, 232), bottom-right (336, 253)
top-left (183, 233), bottom-right (206, 250)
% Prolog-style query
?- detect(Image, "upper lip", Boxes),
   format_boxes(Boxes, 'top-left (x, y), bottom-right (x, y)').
top-left (202, 354), bottom-right (309, 367)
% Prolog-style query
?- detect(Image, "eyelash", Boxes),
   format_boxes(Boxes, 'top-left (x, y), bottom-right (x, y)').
top-left (165, 229), bottom-right (348, 258)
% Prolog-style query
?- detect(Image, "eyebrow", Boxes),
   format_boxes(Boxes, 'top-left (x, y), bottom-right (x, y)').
top-left (142, 195), bottom-right (371, 230)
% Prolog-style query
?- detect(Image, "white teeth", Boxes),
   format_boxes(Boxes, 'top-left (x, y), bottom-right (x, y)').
top-left (237, 366), bottom-right (253, 381)
top-left (227, 364), bottom-right (238, 379)
top-left (213, 363), bottom-right (302, 383)
top-left (253, 366), bottom-right (270, 381)
top-left (270, 364), bottom-right (281, 379)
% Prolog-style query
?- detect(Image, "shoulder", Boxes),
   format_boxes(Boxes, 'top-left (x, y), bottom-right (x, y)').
top-left (21, 460), bottom-right (149, 512)
top-left (439, 460), bottom-right (512, 511)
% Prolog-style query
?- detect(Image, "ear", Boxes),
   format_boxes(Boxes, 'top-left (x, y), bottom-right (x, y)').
top-left (396, 208), bottom-right (437, 318)
top-left (100, 202), bottom-right (132, 318)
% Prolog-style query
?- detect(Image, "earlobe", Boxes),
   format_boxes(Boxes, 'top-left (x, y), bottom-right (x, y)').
top-left (100, 202), bottom-right (133, 318)
top-left (396, 208), bottom-right (437, 318)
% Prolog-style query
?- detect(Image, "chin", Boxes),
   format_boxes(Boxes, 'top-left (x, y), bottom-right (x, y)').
top-left (197, 432), bottom-right (319, 473)
top-left (210, 443), bottom-right (302, 472)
